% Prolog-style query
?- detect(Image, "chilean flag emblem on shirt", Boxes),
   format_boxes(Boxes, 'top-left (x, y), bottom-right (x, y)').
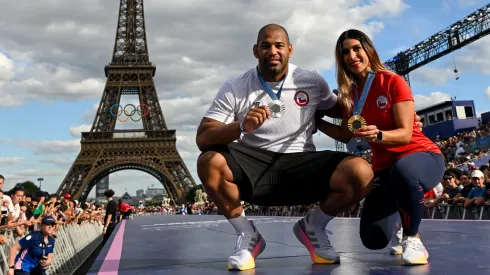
top-left (294, 90), bottom-right (309, 106)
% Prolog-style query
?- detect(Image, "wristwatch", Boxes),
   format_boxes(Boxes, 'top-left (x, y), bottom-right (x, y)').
top-left (376, 131), bottom-right (383, 141)
top-left (9, 265), bottom-right (14, 269)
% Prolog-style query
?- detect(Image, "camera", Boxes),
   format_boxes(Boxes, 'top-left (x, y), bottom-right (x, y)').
top-left (1, 210), bottom-right (8, 226)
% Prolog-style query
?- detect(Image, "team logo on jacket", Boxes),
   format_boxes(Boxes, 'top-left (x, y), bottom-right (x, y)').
top-left (376, 95), bottom-right (388, 109)
top-left (294, 90), bottom-right (309, 106)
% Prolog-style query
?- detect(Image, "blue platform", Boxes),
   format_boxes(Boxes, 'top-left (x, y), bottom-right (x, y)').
top-left (88, 215), bottom-right (490, 275)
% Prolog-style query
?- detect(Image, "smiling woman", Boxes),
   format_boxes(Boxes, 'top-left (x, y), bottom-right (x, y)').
top-left (316, 28), bottom-right (445, 266)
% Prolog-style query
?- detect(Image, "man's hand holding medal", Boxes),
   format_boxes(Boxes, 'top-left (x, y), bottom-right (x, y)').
top-left (241, 68), bottom-right (288, 134)
top-left (241, 105), bottom-right (271, 133)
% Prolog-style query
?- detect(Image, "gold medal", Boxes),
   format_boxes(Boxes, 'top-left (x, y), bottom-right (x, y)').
top-left (347, 115), bottom-right (366, 134)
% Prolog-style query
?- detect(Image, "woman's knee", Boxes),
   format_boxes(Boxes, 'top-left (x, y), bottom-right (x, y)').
top-left (360, 225), bottom-right (390, 250)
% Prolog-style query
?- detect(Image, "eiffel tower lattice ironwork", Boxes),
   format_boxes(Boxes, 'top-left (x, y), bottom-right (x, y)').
top-left (56, 0), bottom-right (196, 203)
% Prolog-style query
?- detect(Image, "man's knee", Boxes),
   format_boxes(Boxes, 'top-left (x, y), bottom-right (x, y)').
top-left (360, 226), bottom-right (389, 250)
top-left (333, 156), bottom-right (373, 192)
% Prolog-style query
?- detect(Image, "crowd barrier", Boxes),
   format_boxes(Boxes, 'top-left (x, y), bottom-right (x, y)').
top-left (242, 202), bottom-right (490, 220)
top-left (134, 202), bottom-right (490, 221)
top-left (0, 221), bottom-right (103, 275)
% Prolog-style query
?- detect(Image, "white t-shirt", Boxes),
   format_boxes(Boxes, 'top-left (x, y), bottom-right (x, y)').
top-left (433, 183), bottom-right (444, 198)
top-left (204, 63), bottom-right (337, 153)
top-left (0, 195), bottom-right (15, 213)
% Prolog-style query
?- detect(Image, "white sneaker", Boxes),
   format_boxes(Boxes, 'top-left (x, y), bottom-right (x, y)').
top-left (227, 220), bottom-right (266, 271)
top-left (389, 227), bottom-right (403, 255)
top-left (401, 236), bottom-right (429, 265)
top-left (293, 211), bottom-right (340, 264)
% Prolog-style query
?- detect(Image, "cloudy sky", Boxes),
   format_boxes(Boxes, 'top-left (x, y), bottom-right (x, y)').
top-left (0, 0), bottom-right (489, 197)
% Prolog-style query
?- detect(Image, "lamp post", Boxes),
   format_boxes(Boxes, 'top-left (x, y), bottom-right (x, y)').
top-left (37, 177), bottom-right (44, 190)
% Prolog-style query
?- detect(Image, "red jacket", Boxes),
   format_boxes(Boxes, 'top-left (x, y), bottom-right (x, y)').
top-left (119, 202), bottom-right (133, 213)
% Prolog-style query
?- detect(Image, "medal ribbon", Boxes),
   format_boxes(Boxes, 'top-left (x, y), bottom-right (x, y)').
top-left (353, 70), bottom-right (376, 116)
top-left (256, 68), bottom-right (287, 100)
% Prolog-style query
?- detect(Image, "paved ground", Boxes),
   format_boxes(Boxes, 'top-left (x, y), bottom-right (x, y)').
top-left (89, 215), bottom-right (490, 274)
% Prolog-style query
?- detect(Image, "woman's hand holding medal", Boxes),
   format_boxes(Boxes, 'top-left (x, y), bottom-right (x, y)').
top-left (241, 105), bottom-right (271, 133)
top-left (354, 124), bottom-right (380, 143)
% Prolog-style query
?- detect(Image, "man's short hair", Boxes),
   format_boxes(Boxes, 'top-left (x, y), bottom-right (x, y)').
top-left (257, 24), bottom-right (290, 45)
top-left (104, 189), bottom-right (115, 198)
top-left (445, 168), bottom-right (462, 179)
top-left (0, 175), bottom-right (4, 180)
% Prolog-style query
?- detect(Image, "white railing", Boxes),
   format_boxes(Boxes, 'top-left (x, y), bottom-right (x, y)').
top-left (0, 221), bottom-right (103, 275)
top-left (47, 222), bottom-right (104, 275)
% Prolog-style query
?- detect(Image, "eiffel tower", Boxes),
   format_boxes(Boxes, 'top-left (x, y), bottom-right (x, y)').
top-left (56, 0), bottom-right (196, 203)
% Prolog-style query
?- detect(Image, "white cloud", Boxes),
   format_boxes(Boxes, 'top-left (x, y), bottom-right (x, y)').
top-left (63, 78), bottom-right (105, 97)
top-left (457, 36), bottom-right (490, 75)
top-left (42, 157), bottom-right (75, 168)
top-left (2, 139), bottom-right (80, 155)
top-left (0, 157), bottom-right (24, 166)
top-left (0, 52), bottom-right (14, 81)
top-left (69, 125), bottom-right (92, 138)
top-left (485, 86), bottom-right (490, 99)
top-left (414, 92), bottom-right (453, 111)
top-left (4, 169), bottom-right (65, 188)
top-left (411, 67), bottom-right (457, 85)
top-left (0, 62), bottom-right (107, 107)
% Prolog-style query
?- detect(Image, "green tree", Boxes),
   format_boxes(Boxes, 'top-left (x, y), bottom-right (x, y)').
top-left (16, 181), bottom-right (40, 196)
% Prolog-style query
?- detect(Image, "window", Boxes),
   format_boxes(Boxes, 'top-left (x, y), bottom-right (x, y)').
top-left (464, 106), bottom-right (474, 118)
top-left (436, 112), bottom-right (444, 122)
top-left (445, 110), bottom-right (453, 120)
top-left (429, 115), bottom-right (436, 124)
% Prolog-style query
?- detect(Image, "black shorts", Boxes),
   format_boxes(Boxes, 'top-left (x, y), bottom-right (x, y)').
top-left (202, 142), bottom-right (352, 206)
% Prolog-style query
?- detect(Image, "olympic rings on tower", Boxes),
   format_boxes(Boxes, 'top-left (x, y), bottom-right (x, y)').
top-left (109, 104), bottom-right (150, 122)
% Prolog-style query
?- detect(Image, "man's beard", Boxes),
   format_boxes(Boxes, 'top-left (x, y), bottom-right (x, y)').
top-left (260, 58), bottom-right (286, 75)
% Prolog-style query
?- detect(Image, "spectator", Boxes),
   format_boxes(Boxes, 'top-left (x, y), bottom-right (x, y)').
top-left (0, 176), bottom-right (16, 215)
top-left (425, 170), bottom-right (461, 207)
top-left (8, 215), bottom-right (56, 275)
top-left (9, 185), bottom-right (25, 220)
top-left (463, 170), bottom-right (487, 209)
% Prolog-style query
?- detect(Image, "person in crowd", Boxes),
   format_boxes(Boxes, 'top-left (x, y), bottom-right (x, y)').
top-left (14, 201), bottom-right (29, 237)
top-left (0, 189), bottom-right (19, 245)
top-left (452, 171), bottom-right (473, 204)
top-left (8, 215), bottom-right (56, 275)
top-left (425, 169), bottom-right (462, 207)
top-left (9, 185), bottom-right (25, 220)
top-left (0, 176), bottom-right (14, 211)
top-left (103, 189), bottom-right (117, 244)
top-left (463, 169), bottom-right (488, 209)
top-left (315, 29), bottom-right (444, 265)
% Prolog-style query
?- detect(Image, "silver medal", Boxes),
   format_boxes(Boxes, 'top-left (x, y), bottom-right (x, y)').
top-left (268, 100), bottom-right (285, 118)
